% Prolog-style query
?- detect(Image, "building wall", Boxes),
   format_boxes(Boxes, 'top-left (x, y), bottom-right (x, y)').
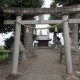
top-left (37, 35), bottom-right (49, 40)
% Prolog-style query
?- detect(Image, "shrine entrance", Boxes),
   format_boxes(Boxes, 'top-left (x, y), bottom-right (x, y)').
top-left (3, 5), bottom-right (80, 78)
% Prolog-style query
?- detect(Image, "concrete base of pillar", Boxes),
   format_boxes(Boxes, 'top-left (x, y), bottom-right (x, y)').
top-left (6, 72), bottom-right (22, 80)
top-left (62, 74), bottom-right (79, 80)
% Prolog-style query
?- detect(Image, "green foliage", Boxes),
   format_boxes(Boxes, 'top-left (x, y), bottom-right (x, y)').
top-left (50, 1), bottom-right (57, 8)
top-left (0, 0), bottom-right (44, 34)
top-left (0, 54), bottom-right (8, 62)
top-left (50, 2), bottom-right (62, 19)
top-left (49, 24), bottom-right (63, 33)
top-left (0, 0), bottom-right (44, 7)
top-left (0, 25), bottom-right (14, 33)
top-left (0, 50), bottom-right (9, 55)
top-left (0, 0), bottom-right (44, 46)
top-left (0, 7), bottom-right (15, 33)
top-left (33, 34), bottom-right (37, 41)
top-left (57, 36), bottom-right (60, 41)
top-left (49, 14), bottom-right (62, 20)
top-left (4, 36), bottom-right (14, 50)
top-left (49, 26), bottom-right (55, 32)
top-left (54, 0), bottom-right (80, 5)
top-left (0, 50), bottom-right (9, 62)
top-left (0, 46), bottom-right (4, 50)
top-left (49, 1), bottom-right (63, 33)
top-left (56, 36), bottom-right (61, 46)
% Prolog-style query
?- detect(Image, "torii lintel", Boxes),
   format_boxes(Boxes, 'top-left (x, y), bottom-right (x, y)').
top-left (3, 4), bottom-right (80, 15)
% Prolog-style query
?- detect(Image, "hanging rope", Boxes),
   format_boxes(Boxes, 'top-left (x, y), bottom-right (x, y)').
top-left (33, 29), bottom-right (36, 35)
top-left (15, 21), bottom-right (34, 29)
top-left (54, 26), bottom-right (58, 32)
top-left (26, 27), bottom-right (29, 33)
top-left (15, 18), bottom-right (69, 30)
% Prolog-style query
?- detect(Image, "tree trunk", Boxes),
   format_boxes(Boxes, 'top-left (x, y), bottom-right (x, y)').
top-left (24, 25), bottom-right (34, 54)
top-left (53, 32), bottom-right (57, 47)
top-left (69, 14), bottom-right (79, 52)
top-left (29, 28), bottom-right (34, 54)
top-left (69, 14), bottom-right (79, 64)
top-left (24, 25), bottom-right (29, 52)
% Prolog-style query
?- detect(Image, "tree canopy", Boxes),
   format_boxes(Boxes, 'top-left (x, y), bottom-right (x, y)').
top-left (54, 0), bottom-right (80, 6)
top-left (49, 1), bottom-right (63, 33)
top-left (0, 0), bottom-right (44, 48)
top-left (49, 0), bottom-right (80, 33)
top-left (0, 0), bottom-right (44, 7)
top-left (54, 0), bottom-right (80, 42)
top-left (0, 0), bottom-right (44, 33)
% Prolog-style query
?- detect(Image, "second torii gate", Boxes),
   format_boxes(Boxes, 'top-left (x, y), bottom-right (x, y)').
top-left (3, 4), bottom-right (80, 76)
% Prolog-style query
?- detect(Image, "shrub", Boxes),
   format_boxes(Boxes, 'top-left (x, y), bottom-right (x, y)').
top-left (0, 46), bottom-right (4, 50)
top-left (0, 50), bottom-right (9, 62)
top-left (4, 36), bottom-right (14, 50)
top-left (0, 50), bottom-right (9, 55)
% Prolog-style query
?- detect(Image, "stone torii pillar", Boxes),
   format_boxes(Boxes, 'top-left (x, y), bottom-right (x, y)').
top-left (12, 15), bottom-right (22, 74)
top-left (6, 15), bottom-right (22, 80)
top-left (62, 15), bottom-right (73, 75)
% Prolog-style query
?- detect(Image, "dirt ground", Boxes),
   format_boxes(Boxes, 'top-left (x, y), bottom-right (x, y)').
top-left (0, 48), bottom-right (80, 80)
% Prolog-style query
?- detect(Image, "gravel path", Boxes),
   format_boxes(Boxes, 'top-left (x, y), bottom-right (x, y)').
top-left (18, 48), bottom-right (65, 80)
top-left (0, 48), bottom-right (80, 80)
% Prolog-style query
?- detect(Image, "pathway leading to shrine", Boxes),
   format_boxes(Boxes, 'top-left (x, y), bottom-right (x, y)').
top-left (0, 48), bottom-right (80, 80)
top-left (19, 48), bottom-right (65, 80)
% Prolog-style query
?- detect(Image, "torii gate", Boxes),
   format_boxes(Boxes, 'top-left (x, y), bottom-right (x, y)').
top-left (3, 4), bottom-right (80, 76)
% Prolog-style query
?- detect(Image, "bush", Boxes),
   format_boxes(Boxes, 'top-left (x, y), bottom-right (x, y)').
top-left (0, 50), bottom-right (9, 55)
top-left (0, 50), bottom-right (9, 62)
top-left (0, 46), bottom-right (4, 50)
top-left (4, 36), bottom-right (14, 50)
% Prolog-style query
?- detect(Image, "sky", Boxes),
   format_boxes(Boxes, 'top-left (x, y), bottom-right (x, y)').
top-left (0, 32), bottom-right (13, 45)
top-left (0, 0), bottom-right (64, 45)
top-left (43, 0), bottom-right (52, 8)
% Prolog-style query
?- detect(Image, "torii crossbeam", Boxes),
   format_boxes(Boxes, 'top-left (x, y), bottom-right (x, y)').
top-left (4, 19), bottom-right (80, 25)
top-left (3, 4), bottom-right (80, 15)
